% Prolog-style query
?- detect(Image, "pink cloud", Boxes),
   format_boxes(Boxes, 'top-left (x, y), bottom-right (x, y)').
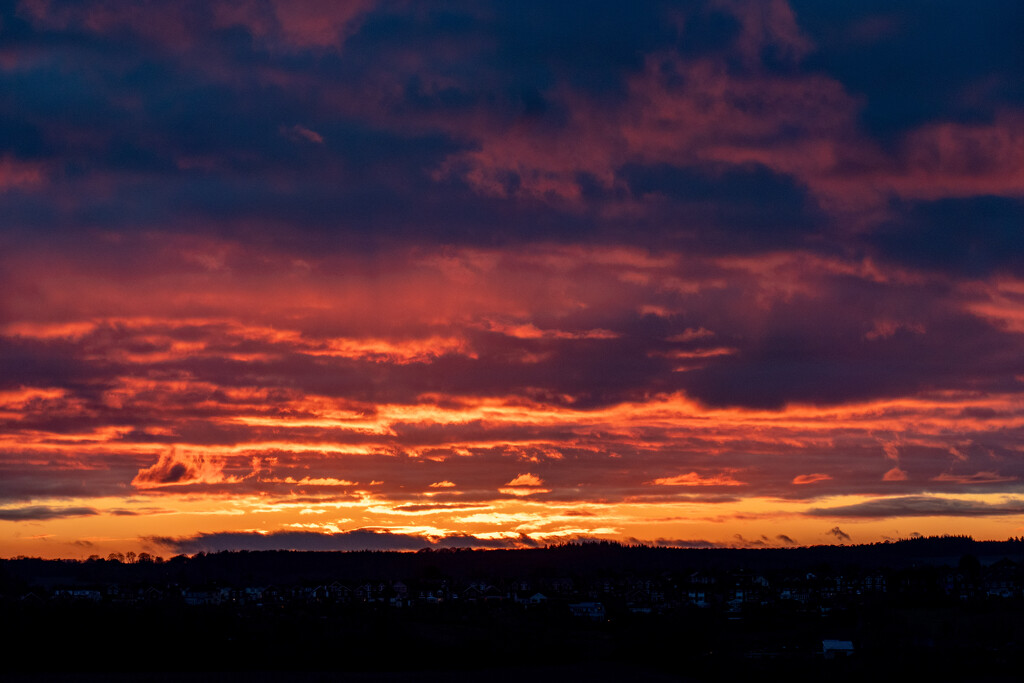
top-left (424, 6), bottom-right (1024, 216)
top-left (880, 113), bottom-right (1024, 200)
top-left (267, 0), bottom-right (373, 49)
top-left (19, 0), bottom-right (375, 51)
top-left (281, 124), bottom-right (324, 144)
top-left (0, 156), bottom-right (45, 191)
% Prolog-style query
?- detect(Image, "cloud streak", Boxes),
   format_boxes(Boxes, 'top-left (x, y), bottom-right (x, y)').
top-left (150, 528), bottom-right (538, 554)
top-left (810, 497), bottom-right (1024, 519)
top-left (0, 505), bottom-right (99, 521)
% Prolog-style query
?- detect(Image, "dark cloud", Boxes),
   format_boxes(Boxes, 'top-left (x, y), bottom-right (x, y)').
top-left (618, 162), bottom-right (825, 250)
top-left (436, 533), bottom-right (540, 550)
top-left (149, 529), bottom-right (536, 554)
top-left (810, 496), bottom-right (1024, 519)
top-left (0, 461), bottom-right (134, 504)
top-left (0, 505), bottom-right (99, 521)
top-left (828, 526), bottom-right (852, 542)
top-left (2, 0), bottom-right (1014, 255)
top-left (871, 196), bottom-right (1024, 277)
top-left (792, 0), bottom-right (1024, 137)
top-left (776, 534), bottom-right (798, 546)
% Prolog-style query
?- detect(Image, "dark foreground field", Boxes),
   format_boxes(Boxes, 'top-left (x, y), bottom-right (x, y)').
top-left (5, 539), bottom-right (1024, 680)
top-left (5, 599), bottom-right (1024, 681)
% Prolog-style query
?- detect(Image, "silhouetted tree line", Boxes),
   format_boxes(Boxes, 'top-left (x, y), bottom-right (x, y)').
top-left (3, 536), bottom-right (1024, 590)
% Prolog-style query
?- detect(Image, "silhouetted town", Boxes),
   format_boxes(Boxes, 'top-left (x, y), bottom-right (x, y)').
top-left (4, 536), bottom-right (1024, 680)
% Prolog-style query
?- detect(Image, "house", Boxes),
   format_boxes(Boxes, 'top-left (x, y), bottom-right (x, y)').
top-left (569, 602), bottom-right (605, 620)
top-left (139, 586), bottom-right (164, 603)
top-left (55, 589), bottom-right (102, 602)
top-left (461, 585), bottom-right (484, 602)
top-left (545, 577), bottom-right (574, 594)
top-left (20, 592), bottom-right (45, 605)
top-left (417, 590), bottom-right (442, 605)
top-left (183, 589), bottom-right (221, 606)
top-left (329, 581), bottom-right (352, 602)
top-left (822, 640), bottom-right (854, 659)
top-left (528, 592), bottom-right (548, 605)
top-left (689, 572), bottom-right (716, 586)
top-left (862, 575), bottom-right (887, 593)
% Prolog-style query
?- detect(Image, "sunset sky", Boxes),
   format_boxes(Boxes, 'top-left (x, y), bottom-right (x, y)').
top-left (2, 0), bottom-right (1024, 559)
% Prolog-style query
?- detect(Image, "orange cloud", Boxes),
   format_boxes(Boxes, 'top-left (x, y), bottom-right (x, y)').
top-left (498, 473), bottom-right (549, 497)
top-left (505, 473), bottom-right (544, 487)
top-left (131, 448), bottom-right (235, 489)
top-left (883, 467), bottom-right (909, 482)
top-left (648, 472), bottom-right (745, 487)
top-left (792, 473), bottom-right (832, 485)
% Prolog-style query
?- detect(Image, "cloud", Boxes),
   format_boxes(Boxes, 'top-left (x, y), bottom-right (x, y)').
top-left (732, 533), bottom-right (767, 547)
top-left (262, 0), bottom-right (376, 49)
top-left (0, 505), bottom-right (99, 521)
top-left (505, 473), bottom-right (543, 487)
top-left (648, 472), bottom-right (745, 487)
top-left (883, 467), bottom-right (909, 482)
top-left (776, 534), bottom-right (798, 546)
top-left (149, 528), bottom-right (535, 553)
top-left (281, 124), bottom-right (324, 145)
top-left (499, 472), bottom-right (551, 496)
top-left (627, 538), bottom-right (723, 549)
top-left (931, 471), bottom-right (1017, 484)
top-left (810, 496), bottom-right (1024, 519)
top-left (792, 473), bottom-right (832, 485)
top-left (0, 156), bottom-right (46, 191)
top-left (18, 0), bottom-right (376, 51)
top-left (131, 448), bottom-right (233, 489)
top-left (828, 526), bottom-right (851, 542)
top-left (391, 503), bottom-right (488, 513)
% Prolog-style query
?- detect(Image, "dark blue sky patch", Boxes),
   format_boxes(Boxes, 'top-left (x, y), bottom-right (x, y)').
top-left (871, 196), bottom-right (1024, 278)
top-left (792, 0), bottom-right (1024, 139)
top-left (618, 162), bottom-right (825, 251)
